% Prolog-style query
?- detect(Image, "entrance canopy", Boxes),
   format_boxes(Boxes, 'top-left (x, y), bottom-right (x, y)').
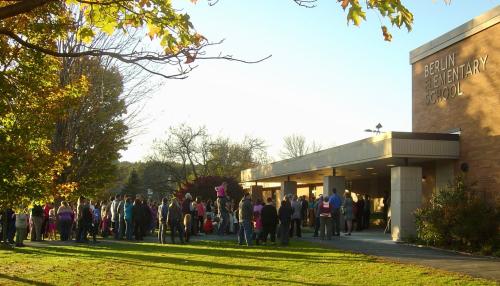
top-left (241, 132), bottom-right (459, 184)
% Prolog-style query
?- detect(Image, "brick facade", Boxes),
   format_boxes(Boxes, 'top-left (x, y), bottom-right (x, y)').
top-left (412, 23), bottom-right (500, 200)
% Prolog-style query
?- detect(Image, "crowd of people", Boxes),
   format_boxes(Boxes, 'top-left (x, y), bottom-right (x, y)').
top-left (0, 182), bottom-right (371, 248)
top-left (0, 194), bottom-right (163, 247)
top-left (312, 189), bottom-right (371, 239)
top-left (233, 188), bottom-right (371, 246)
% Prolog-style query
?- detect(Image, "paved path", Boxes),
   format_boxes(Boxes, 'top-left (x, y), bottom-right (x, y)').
top-left (302, 230), bottom-right (500, 281)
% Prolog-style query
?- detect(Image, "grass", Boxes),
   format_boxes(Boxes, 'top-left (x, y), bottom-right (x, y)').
top-left (0, 238), bottom-right (495, 286)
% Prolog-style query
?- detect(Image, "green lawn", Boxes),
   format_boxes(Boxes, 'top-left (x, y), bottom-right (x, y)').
top-left (0, 238), bottom-right (495, 286)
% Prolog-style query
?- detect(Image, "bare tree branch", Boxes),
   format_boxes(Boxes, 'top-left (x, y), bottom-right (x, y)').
top-left (280, 134), bottom-right (321, 159)
top-left (0, 0), bottom-right (54, 21)
top-left (293, 0), bottom-right (317, 8)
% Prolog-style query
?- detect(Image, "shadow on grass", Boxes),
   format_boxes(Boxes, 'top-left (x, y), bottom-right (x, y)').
top-left (14, 245), bottom-right (279, 273)
top-left (114, 259), bottom-right (331, 286)
top-left (8, 240), bottom-right (385, 285)
top-left (82, 240), bottom-right (375, 263)
top-left (0, 273), bottom-right (54, 286)
top-left (15, 239), bottom-right (377, 270)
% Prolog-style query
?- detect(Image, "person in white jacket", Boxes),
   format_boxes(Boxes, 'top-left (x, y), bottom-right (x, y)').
top-left (15, 208), bottom-right (29, 247)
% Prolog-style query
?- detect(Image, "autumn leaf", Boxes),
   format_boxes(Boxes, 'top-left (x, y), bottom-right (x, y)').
top-left (382, 26), bottom-right (392, 42)
top-left (347, 5), bottom-right (366, 26)
top-left (77, 27), bottom-right (95, 44)
top-left (148, 23), bottom-right (161, 40)
top-left (139, 0), bottom-right (150, 7)
top-left (340, 0), bottom-right (349, 10)
top-left (101, 21), bottom-right (117, 35)
top-left (183, 51), bottom-right (195, 64)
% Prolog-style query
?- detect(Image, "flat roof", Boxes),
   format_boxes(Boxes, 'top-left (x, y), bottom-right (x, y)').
top-left (241, 132), bottom-right (460, 183)
top-left (409, 5), bottom-right (500, 64)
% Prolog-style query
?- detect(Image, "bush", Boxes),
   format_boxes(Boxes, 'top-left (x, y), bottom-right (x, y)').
top-left (177, 176), bottom-right (244, 202)
top-left (415, 176), bottom-right (499, 253)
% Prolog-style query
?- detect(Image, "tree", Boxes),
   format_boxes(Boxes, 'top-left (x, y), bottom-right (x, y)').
top-left (0, 0), bottom-right (268, 79)
top-left (207, 136), bottom-right (268, 179)
top-left (151, 124), bottom-right (210, 185)
top-left (141, 161), bottom-right (176, 201)
top-left (280, 134), bottom-right (322, 159)
top-left (0, 48), bottom-right (78, 209)
top-left (51, 57), bottom-right (128, 199)
top-left (122, 169), bottom-right (143, 197)
top-left (0, 0), bottom-right (452, 77)
top-left (150, 123), bottom-right (269, 186)
top-left (293, 0), bottom-right (452, 41)
top-left (105, 160), bottom-right (135, 196)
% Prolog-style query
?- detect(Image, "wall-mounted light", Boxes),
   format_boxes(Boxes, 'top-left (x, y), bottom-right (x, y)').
top-left (460, 162), bottom-right (469, 173)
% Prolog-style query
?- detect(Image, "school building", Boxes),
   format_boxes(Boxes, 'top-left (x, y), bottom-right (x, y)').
top-left (240, 6), bottom-right (499, 241)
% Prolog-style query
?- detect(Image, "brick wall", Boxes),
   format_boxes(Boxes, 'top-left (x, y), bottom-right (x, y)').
top-left (412, 23), bottom-right (500, 200)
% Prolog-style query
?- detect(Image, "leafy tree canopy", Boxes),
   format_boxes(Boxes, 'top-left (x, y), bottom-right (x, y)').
top-left (0, 0), bottom-right (452, 72)
top-left (295, 0), bottom-right (451, 41)
top-left (0, 0), bottom-right (268, 78)
top-left (0, 49), bottom-right (82, 209)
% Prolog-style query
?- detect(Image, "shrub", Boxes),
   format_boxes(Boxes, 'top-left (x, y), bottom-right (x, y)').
top-left (415, 176), bottom-right (499, 252)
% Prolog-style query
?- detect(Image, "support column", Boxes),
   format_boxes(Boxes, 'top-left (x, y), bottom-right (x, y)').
top-left (308, 185), bottom-right (315, 199)
top-left (323, 176), bottom-right (345, 197)
top-left (280, 181), bottom-right (297, 197)
top-left (277, 181), bottom-right (296, 209)
top-left (323, 176), bottom-right (346, 232)
top-left (391, 166), bottom-right (422, 241)
top-left (249, 185), bottom-right (263, 203)
top-left (275, 189), bottom-right (283, 209)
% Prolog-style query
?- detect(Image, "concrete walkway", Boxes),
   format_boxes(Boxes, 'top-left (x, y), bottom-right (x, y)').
top-left (302, 230), bottom-right (500, 281)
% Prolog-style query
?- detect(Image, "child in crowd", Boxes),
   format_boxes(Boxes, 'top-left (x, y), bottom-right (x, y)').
top-left (233, 208), bottom-right (239, 234)
top-left (212, 216), bottom-right (219, 234)
top-left (203, 214), bottom-right (214, 234)
top-left (101, 201), bottom-right (110, 238)
top-left (47, 208), bottom-right (57, 241)
top-left (215, 182), bottom-right (227, 198)
top-left (253, 211), bottom-right (262, 245)
top-left (15, 209), bottom-right (28, 247)
top-left (184, 213), bottom-right (192, 242)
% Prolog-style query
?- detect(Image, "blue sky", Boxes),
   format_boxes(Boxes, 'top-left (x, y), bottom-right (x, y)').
top-left (120, 0), bottom-right (499, 162)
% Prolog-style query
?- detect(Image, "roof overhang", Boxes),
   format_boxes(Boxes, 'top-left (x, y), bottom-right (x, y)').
top-left (241, 132), bottom-right (460, 183)
top-left (409, 5), bottom-right (499, 64)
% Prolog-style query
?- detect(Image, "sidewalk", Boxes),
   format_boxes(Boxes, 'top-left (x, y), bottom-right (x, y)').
top-left (303, 230), bottom-right (500, 281)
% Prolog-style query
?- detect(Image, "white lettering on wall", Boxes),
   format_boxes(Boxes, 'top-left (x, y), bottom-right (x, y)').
top-left (424, 53), bottom-right (489, 105)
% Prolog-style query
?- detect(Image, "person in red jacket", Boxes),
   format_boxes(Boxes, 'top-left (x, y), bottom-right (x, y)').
top-left (203, 214), bottom-right (214, 234)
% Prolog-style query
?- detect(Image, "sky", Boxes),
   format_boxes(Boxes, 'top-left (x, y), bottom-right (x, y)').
top-left (120, 0), bottom-right (500, 163)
